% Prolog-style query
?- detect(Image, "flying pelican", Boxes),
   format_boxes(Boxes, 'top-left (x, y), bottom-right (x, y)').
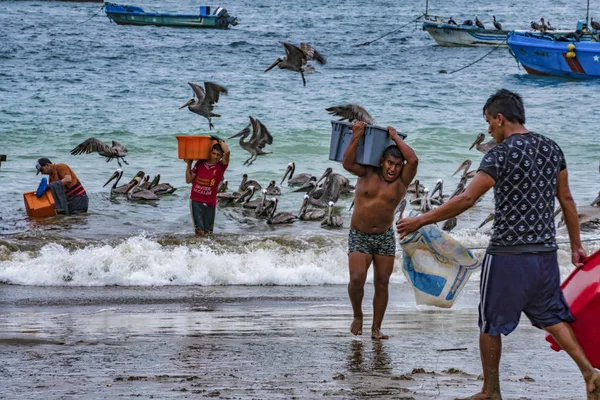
top-left (298, 195), bottom-right (326, 221)
top-left (103, 170), bottom-right (144, 195)
top-left (149, 174), bottom-right (177, 195)
top-left (267, 198), bottom-right (298, 225)
top-left (238, 173), bottom-right (262, 191)
top-left (493, 16), bottom-right (502, 31)
top-left (265, 41), bottom-right (326, 86)
top-left (70, 138), bottom-right (129, 167)
top-left (592, 18), bottom-right (600, 31)
top-left (179, 81), bottom-right (228, 130)
top-left (281, 162), bottom-right (315, 187)
top-left (265, 180), bottom-right (282, 195)
top-left (325, 104), bottom-right (376, 124)
top-left (475, 16), bottom-right (485, 29)
top-left (321, 201), bottom-right (343, 228)
top-left (228, 116), bottom-right (273, 165)
top-left (125, 177), bottom-right (159, 201)
top-left (469, 133), bottom-right (497, 154)
top-left (453, 159), bottom-right (477, 179)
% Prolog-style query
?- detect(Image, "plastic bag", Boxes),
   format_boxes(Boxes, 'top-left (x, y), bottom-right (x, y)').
top-left (36, 177), bottom-right (48, 198)
top-left (399, 210), bottom-right (481, 308)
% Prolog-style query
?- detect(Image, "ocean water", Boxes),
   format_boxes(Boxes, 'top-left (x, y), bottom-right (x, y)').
top-left (1, 0), bottom-right (599, 287)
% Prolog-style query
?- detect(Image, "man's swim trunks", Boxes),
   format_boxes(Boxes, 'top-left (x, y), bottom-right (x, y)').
top-left (348, 228), bottom-right (396, 256)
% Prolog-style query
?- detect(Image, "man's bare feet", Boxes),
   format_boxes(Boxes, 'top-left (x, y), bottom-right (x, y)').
top-left (585, 371), bottom-right (600, 400)
top-left (371, 327), bottom-right (389, 340)
top-left (350, 317), bottom-right (363, 335)
top-left (454, 392), bottom-right (501, 400)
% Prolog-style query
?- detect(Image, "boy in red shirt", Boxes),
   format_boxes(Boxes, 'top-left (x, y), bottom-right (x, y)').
top-left (185, 138), bottom-right (230, 236)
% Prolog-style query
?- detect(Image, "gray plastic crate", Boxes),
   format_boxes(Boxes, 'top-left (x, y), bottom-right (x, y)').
top-left (329, 121), bottom-right (407, 167)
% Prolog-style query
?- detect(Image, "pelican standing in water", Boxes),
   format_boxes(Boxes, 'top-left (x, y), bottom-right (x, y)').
top-left (281, 162), bottom-right (314, 187)
top-left (469, 133), bottom-right (497, 154)
top-left (71, 138), bottom-right (129, 167)
top-left (321, 201), bottom-right (343, 228)
top-left (103, 170), bottom-right (144, 195)
top-left (266, 198), bottom-right (298, 225)
top-left (326, 104), bottom-right (376, 124)
top-left (179, 81), bottom-right (228, 130)
top-left (265, 41), bottom-right (326, 86)
top-left (228, 116), bottom-right (273, 165)
top-left (299, 195), bottom-right (326, 221)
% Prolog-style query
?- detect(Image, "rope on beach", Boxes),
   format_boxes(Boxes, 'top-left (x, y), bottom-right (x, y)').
top-left (77, 4), bottom-right (105, 26)
top-left (447, 38), bottom-right (507, 74)
top-left (356, 14), bottom-right (424, 46)
top-left (466, 237), bottom-right (600, 251)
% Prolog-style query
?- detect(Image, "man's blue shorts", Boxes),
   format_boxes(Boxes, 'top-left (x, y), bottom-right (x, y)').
top-left (479, 251), bottom-right (574, 336)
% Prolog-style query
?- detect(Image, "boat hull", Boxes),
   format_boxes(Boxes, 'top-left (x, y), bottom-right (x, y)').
top-left (423, 20), bottom-right (508, 47)
top-left (105, 3), bottom-right (238, 29)
top-left (507, 32), bottom-right (600, 78)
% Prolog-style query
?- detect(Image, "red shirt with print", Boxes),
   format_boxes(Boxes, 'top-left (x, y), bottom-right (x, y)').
top-left (190, 161), bottom-right (228, 206)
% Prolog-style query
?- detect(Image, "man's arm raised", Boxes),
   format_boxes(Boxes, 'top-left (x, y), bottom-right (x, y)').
top-left (388, 126), bottom-right (418, 188)
top-left (342, 121), bottom-right (368, 177)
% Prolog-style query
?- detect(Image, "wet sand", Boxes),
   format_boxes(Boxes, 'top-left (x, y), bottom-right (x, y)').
top-left (0, 283), bottom-right (587, 399)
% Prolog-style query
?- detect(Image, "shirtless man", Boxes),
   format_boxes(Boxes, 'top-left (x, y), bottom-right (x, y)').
top-left (342, 121), bottom-right (418, 339)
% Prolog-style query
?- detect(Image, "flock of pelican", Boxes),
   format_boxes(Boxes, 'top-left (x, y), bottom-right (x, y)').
top-left (103, 169), bottom-right (176, 201)
top-left (214, 163), bottom-right (352, 227)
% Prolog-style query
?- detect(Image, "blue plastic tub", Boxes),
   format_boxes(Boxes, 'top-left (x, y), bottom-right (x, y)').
top-left (328, 121), bottom-right (406, 167)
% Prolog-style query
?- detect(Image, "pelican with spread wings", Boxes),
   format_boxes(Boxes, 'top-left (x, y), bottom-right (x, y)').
top-left (228, 116), bottom-right (273, 166)
top-left (265, 41), bottom-right (326, 86)
top-left (179, 81), bottom-right (228, 130)
top-left (326, 104), bottom-right (376, 124)
top-left (70, 138), bottom-right (129, 166)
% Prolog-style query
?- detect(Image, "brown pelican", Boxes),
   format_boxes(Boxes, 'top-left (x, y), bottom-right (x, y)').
top-left (281, 162), bottom-right (315, 187)
top-left (463, 19), bottom-right (473, 26)
top-left (558, 208), bottom-right (600, 231)
top-left (234, 185), bottom-right (257, 204)
top-left (218, 179), bottom-right (228, 193)
top-left (255, 194), bottom-right (275, 217)
top-left (475, 16), bottom-right (485, 29)
top-left (179, 81), bottom-right (227, 130)
top-left (149, 174), bottom-right (177, 195)
top-left (325, 104), bottom-right (376, 124)
top-left (70, 138), bottom-right (129, 167)
top-left (546, 20), bottom-right (556, 31)
top-left (265, 180), bottom-right (282, 196)
top-left (591, 192), bottom-right (600, 207)
top-left (394, 199), bottom-right (407, 220)
top-left (243, 188), bottom-right (267, 210)
top-left (442, 217), bottom-right (457, 232)
top-left (138, 175), bottom-right (153, 190)
top-left (217, 186), bottom-right (252, 204)
top-left (228, 116), bottom-right (273, 165)
top-left (469, 133), bottom-right (497, 154)
top-left (267, 198), bottom-right (298, 225)
top-left (265, 41), bottom-right (325, 86)
top-left (103, 170), bottom-right (144, 195)
top-left (418, 189), bottom-right (433, 214)
top-left (299, 195), bottom-right (326, 221)
top-left (321, 201), bottom-right (343, 228)
top-left (531, 21), bottom-right (541, 31)
top-left (493, 16), bottom-right (502, 31)
top-left (430, 179), bottom-right (449, 205)
top-left (308, 175), bottom-right (342, 208)
top-left (407, 179), bottom-right (425, 195)
top-left (292, 176), bottom-right (318, 193)
top-left (540, 18), bottom-right (549, 31)
top-left (449, 175), bottom-right (468, 199)
top-left (238, 174), bottom-right (263, 191)
top-left (591, 18), bottom-right (600, 31)
top-left (453, 160), bottom-right (477, 179)
top-left (318, 167), bottom-right (354, 195)
top-left (125, 177), bottom-right (159, 201)
top-left (447, 17), bottom-right (457, 25)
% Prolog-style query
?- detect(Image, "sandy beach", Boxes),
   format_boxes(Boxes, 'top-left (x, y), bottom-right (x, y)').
top-left (0, 282), bottom-right (588, 399)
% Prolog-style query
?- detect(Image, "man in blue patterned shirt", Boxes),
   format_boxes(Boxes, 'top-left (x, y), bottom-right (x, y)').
top-left (397, 89), bottom-right (600, 399)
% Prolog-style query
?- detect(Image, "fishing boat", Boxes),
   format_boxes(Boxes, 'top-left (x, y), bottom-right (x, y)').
top-left (422, 17), bottom-right (509, 47)
top-left (507, 29), bottom-right (600, 78)
top-left (104, 3), bottom-right (239, 29)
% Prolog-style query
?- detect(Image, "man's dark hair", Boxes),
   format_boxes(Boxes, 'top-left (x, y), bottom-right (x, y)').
top-left (382, 145), bottom-right (404, 161)
top-left (211, 143), bottom-right (224, 154)
top-left (483, 89), bottom-right (526, 124)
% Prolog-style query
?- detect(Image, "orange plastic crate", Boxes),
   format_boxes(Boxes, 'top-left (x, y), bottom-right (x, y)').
top-left (23, 190), bottom-right (56, 217)
top-left (176, 136), bottom-right (218, 160)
